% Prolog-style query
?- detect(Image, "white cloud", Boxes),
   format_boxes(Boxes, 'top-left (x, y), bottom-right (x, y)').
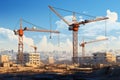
top-left (56, 15), bottom-right (72, 30)
top-left (23, 36), bottom-right (34, 46)
top-left (0, 27), bottom-right (72, 54)
top-left (109, 36), bottom-right (117, 41)
top-left (37, 36), bottom-right (47, 51)
top-left (107, 9), bottom-right (118, 22)
top-left (96, 35), bottom-right (107, 40)
top-left (80, 10), bottom-right (120, 37)
top-left (1, 9), bottom-right (120, 57)
top-left (54, 9), bottom-right (120, 54)
top-left (0, 28), bottom-right (17, 40)
top-left (0, 27), bottom-right (34, 51)
top-left (78, 16), bottom-right (84, 21)
top-left (36, 35), bottom-right (72, 52)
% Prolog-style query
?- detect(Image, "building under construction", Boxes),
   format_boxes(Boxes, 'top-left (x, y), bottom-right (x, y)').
top-left (14, 19), bottom-right (60, 66)
top-left (17, 52), bottom-right (41, 67)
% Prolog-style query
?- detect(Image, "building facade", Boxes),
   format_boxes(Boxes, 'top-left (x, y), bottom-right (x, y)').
top-left (78, 56), bottom-right (93, 67)
top-left (93, 52), bottom-right (116, 63)
top-left (0, 55), bottom-right (9, 63)
top-left (17, 53), bottom-right (40, 67)
top-left (116, 56), bottom-right (120, 62)
top-left (48, 56), bottom-right (54, 64)
top-left (0, 55), bottom-right (10, 67)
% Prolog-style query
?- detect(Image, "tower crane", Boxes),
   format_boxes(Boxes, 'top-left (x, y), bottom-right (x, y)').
top-left (48, 5), bottom-right (109, 64)
top-left (30, 45), bottom-right (37, 53)
top-left (14, 19), bottom-right (60, 65)
top-left (80, 38), bottom-right (108, 57)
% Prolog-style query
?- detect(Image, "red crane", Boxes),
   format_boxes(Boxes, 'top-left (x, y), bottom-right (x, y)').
top-left (14, 19), bottom-right (60, 65)
top-left (48, 5), bottom-right (109, 64)
top-left (80, 38), bottom-right (108, 57)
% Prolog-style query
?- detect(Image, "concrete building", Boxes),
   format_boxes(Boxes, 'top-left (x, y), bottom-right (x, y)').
top-left (79, 56), bottom-right (93, 64)
top-left (93, 52), bottom-right (116, 63)
top-left (48, 56), bottom-right (54, 64)
top-left (0, 55), bottom-right (9, 63)
top-left (78, 56), bottom-right (93, 67)
top-left (0, 55), bottom-right (10, 67)
top-left (17, 53), bottom-right (40, 67)
top-left (116, 56), bottom-right (120, 62)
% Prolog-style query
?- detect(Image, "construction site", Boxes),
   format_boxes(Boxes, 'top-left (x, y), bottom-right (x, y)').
top-left (1, 1), bottom-right (120, 80)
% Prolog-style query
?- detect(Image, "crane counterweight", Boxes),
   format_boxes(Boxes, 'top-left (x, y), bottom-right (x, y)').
top-left (18, 29), bottom-right (24, 36)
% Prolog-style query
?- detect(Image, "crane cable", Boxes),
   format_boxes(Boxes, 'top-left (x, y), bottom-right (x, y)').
top-left (49, 9), bottom-right (52, 39)
top-left (52, 6), bottom-right (96, 18)
top-left (22, 19), bottom-right (47, 30)
top-left (49, 10), bottom-right (60, 46)
top-left (14, 19), bottom-right (20, 30)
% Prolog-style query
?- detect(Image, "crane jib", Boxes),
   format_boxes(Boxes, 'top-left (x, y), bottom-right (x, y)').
top-left (25, 29), bottom-right (60, 34)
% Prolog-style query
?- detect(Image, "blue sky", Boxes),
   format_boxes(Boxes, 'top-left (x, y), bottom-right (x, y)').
top-left (0, 0), bottom-right (120, 56)
top-left (0, 0), bottom-right (120, 28)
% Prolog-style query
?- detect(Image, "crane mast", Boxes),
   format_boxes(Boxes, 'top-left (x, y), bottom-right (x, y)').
top-left (72, 13), bottom-right (78, 64)
top-left (17, 19), bottom-right (24, 65)
top-left (48, 5), bottom-right (109, 64)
